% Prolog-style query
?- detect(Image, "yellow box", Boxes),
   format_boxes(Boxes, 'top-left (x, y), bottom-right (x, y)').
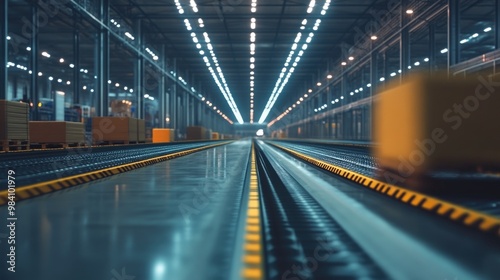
top-left (373, 73), bottom-right (500, 174)
top-left (153, 128), bottom-right (173, 143)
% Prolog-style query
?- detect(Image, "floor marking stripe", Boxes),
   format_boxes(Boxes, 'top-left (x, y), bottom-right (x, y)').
top-left (241, 144), bottom-right (264, 280)
top-left (0, 142), bottom-right (232, 205)
top-left (270, 142), bottom-right (500, 237)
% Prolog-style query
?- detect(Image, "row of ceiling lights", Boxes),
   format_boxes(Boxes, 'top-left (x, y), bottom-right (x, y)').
top-left (258, 0), bottom-right (331, 124)
top-left (268, 10), bottom-right (494, 127)
top-left (249, 0), bottom-right (257, 123)
top-left (6, 41), bottom-right (233, 123)
top-left (111, 13), bottom-right (234, 123)
top-left (176, 0), bottom-right (243, 124)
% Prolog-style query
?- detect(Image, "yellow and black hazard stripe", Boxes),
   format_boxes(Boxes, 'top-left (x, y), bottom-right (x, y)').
top-left (240, 144), bottom-right (264, 280)
top-left (0, 141), bottom-right (232, 205)
top-left (269, 142), bottom-right (500, 237)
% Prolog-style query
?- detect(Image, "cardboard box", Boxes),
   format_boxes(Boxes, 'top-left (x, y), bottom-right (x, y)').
top-left (186, 126), bottom-right (207, 140)
top-left (152, 128), bottom-right (174, 143)
top-left (374, 73), bottom-right (500, 173)
top-left (137, 119), bottom-right (146, 142)
top-left (92, 117), bottom-right (138, 143)
top-left (211, 132), bottom-right (219, 140)
top-left (29, 121), bottom-right (84, 144)
top-left (0, 100), bottom-right (29, 141)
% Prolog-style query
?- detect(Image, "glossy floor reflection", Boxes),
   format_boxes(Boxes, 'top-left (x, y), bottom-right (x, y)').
top-left (0, 140), bottom-right (251, 280)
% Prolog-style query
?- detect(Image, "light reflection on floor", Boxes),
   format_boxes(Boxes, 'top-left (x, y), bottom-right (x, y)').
top-left (0, 140), bottom-right (251, 280)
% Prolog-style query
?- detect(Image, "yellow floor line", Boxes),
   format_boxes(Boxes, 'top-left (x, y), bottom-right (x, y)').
top-left (270, 142), bottom-right (500, 237)
top-left (0, 141), bottom-right (232, 205)
top-left (241, 144), bottom-right (264, 280)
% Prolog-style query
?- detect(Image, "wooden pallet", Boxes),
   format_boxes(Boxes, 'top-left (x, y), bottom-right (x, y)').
top-left (94, 140), bottom-right (139, 145)
top-left (1, 140), bottom-right (30, 152)
top-left (30, 142), bottom-right (86, 149)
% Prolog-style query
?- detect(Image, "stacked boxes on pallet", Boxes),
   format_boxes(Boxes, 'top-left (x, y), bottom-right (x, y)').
top-left (211, 132), bottom-right (219, 140)
top-left (0, 100), bottom-right (29, 151)
top-left (29, 121), bottom-right (85, 147)
top-left (91, 117), bottom-right (138, 144)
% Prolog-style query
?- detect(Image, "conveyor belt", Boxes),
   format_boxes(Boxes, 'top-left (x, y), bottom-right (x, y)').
top-left (255, 142), bottom-right (387, 279)
top-left (256, 140), bottom-right (500, 279)
top-left (270, 140), bottom-right (500, 218)
top-left (0, 140), bottom-right (251, 280)
top-left (0, 141), bottom-right (230, 189)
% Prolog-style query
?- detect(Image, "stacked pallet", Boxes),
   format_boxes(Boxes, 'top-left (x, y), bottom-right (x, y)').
top-left (152, 128), bottom-right (175, 143)
top-left (137, 119), bottom-right (146, 143)
top-left (211, 132), bottom-right (220, 140)
top-left (29, 121), bottom-right (85, 148)
top-left (186, 126), bottom-right (207, 140)
top-left (0, 100), bottom-right (29, 151)
top-left (92, 117), bottom-right (138, 144)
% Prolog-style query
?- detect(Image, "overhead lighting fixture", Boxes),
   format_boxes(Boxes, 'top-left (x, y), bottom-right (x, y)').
top-left (327, 74), bottom-right (332, 79)
top-left (317, 82), bottom-right (322, 86)
top-left (440, 48), bottom-right (448, 54)
top-left (41, 51), bottom-right (51, 58)
top-left (125, 32), bottom-right (135, 40)
top-left (259, 0), bottom-right (331, 124)
top-left (406, 9), bottom-right (414, 14)
top-left (59, 58), bottom-right (64, 63)
top-left (341, 62), bottom-right (347, 66)
top-left (484, 27), bottom-right (492, 32)
top-left (348, 56), bottom-right (354, 61)
top-left (307, 0), bottom-right (315, 13)
top-left (371, 35), bottom-right (378, 40)
top-left (179, 13), bottom-right (242, 124)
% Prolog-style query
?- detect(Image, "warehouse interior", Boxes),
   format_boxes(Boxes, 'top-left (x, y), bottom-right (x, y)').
top-left (1, 0), bottom-right (500, 279)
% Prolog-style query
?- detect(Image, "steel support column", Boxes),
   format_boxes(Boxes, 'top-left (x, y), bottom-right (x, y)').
top-left (31, 5), bottom-right (39, 120)
top-left (0, 0), bottom-right (7, 100)
top-left (97, 0), bottom-right (109, 116)
top-left (160, 45), bottom-right (166, 128)
top-left (429, 24), bottom-right (435, 72)
top-left (400, 0), bottom-right (410, 78)
top-left (448, 0), bottom-right (460, 70)
top-left (134, 19), bottom-right (143, 119)
top-left (73, 25), bottom-right (80, 105)
top-left (370, 44), bottom-right (377, 141)
top-left (496, 0), bottom-right (500, 49)
top-left (171, 59), bottom-right (177, 131)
